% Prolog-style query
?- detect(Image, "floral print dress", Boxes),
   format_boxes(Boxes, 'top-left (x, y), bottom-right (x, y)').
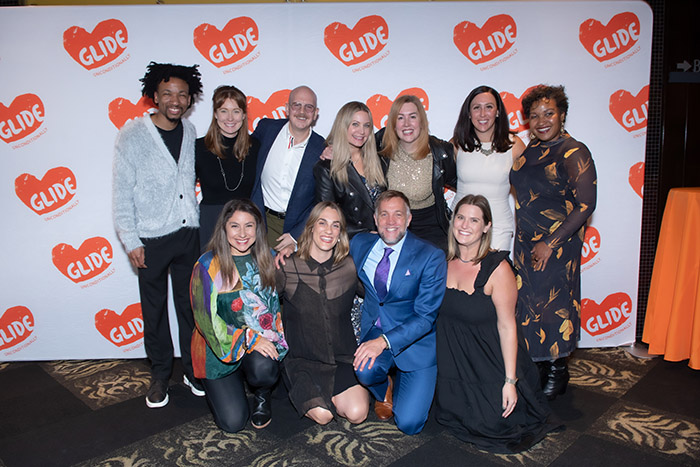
top-left (509, 133), bottom-right (597, 362)
top-left (190, 251), bottom-right (287, 380)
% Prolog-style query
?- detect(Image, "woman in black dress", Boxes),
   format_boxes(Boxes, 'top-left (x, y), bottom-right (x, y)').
top-left (276, 201), bottom-right (370, 425)
top-left (196, 85), bottom-right (260, 250)
top-left (436, 194), bottom-right (554, 453)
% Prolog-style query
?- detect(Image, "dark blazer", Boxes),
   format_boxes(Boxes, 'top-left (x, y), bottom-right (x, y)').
top-left (375, 128), bottom-right (457, 233)
top-left (313, 157), bottom-right (389, 238)
top-left (251, 118), bottom-right (326, 240)
top-left (350, 231), bottom-right (447, 371)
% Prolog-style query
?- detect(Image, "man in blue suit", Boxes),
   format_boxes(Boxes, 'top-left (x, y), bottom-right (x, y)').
top-left (351, 190), bottom-right (447, 435)
top-left (251, 85), bottom-right (325, 251)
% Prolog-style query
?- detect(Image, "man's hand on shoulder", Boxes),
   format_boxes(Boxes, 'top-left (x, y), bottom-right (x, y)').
top-left (275, 233), bottom-right (296, 253)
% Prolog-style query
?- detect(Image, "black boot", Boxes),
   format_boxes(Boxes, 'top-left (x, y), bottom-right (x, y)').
top-left (251, 388), bottom-right (272, 429)
top-left (543, 358), bottom-right (569, 401)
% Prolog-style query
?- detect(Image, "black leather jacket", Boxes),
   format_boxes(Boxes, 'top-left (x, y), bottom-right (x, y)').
top-left (375, 128), bottom-right (457, 233)
top-left (313, 157), bottom-right (389, 238)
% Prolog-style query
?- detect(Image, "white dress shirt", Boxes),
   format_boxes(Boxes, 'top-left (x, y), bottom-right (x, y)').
top-left (260, 122), bottom-right (311, 212)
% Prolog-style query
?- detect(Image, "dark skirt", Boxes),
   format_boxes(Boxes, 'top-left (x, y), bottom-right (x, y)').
top-left (409, 204), bottom-right (448, 252)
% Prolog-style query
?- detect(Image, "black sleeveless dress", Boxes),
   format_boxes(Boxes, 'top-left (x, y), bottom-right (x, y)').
top-left (436, 250), bottom-right (557, 453)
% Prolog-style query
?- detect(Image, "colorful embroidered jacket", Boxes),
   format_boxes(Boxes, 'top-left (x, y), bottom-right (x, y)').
top-left (190, 251), bottom-right (287, 380)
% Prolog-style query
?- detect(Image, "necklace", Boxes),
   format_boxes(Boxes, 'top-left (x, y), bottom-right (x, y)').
top-left (457, 256), bottom-right (475, 263)
top-left (218, 156), bottom-right (245, 192)
top-left (478, 142), bottom-right (495, 156)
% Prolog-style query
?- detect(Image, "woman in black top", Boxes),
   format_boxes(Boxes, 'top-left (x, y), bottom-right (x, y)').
top-left (314, 101), bottom-right (387, 238)
top-left (196, 85), bottom-right (260, 250)
top-left (276, 201), bottom-right (369, 425)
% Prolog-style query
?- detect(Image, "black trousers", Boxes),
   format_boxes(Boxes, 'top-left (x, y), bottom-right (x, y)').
top-left (138, 227), bottom-right (199, 381)
top-left (202, 351), bottom-right (280, 433)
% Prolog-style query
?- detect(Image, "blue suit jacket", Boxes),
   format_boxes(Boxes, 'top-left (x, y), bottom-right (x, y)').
top-left (350, 231), bottom-right (447, 371)
top-left (251, 118), bottom-right (326, 240)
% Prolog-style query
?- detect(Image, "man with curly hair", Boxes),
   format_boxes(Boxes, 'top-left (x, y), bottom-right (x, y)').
top-left (113, 62), bottom-right (205, 408)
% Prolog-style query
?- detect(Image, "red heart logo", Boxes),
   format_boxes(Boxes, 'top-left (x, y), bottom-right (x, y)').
top-left (63, 19), bottom-right (128, 71)
top-left (324, 15), bottom-right (389, 67)
top-left (15, 167), bottom-right (77, 216)
top-left (581, 226), bottom-right (601, 266)
top-left (108, 96), bottom-right (156, 130)
top-left (609, 85), bottom-right (648, 132)
top-left (500, 86), bottom-right (537, 134)
top-left (52, 237), bottom-right (113, 284)
top-left (582, 292), bottom-right (633, 337)
top-left (95, 304), bottom-right (143, 347)
top-left (628, 162), bottom-right (644, 198)
top-left (453, 14), bottom-right (517, 65)
top-left (0, 306), bottom-right (35, 351)
top-left (0, 94), bottom-right (45, 144)
top-left (193, 17), bottom-right (259, 68)
top-left (246, 89), bottom-right (290, 133)
top-left (366, 88), bottom-right (429, 130)
top-left (579, 12), bottom-right (640, 62)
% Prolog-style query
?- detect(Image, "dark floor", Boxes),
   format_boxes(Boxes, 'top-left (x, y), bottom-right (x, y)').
top-left (1, 347), bottom-right (699, 466)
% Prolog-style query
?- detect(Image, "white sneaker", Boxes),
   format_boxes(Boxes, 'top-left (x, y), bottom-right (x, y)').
top-left (146, 379), bottom-right (169, 408)
top-left (183, 374), bottom-right (205, 397)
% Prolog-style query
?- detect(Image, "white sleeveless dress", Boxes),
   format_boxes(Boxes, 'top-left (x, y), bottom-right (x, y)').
top-left (455, 142), bottom-right (514, 252)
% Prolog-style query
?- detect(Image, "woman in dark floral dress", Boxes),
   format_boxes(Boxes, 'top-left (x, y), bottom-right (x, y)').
top-left (510, 85), bottom-right (597, 400)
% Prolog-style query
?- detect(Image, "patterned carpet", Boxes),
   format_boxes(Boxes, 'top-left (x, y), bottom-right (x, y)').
top-left (1, 347), bottom-right (699, 466)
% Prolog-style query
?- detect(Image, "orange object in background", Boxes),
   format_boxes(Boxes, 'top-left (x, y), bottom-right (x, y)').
top-left (643, 188), bottom-right (700, 370)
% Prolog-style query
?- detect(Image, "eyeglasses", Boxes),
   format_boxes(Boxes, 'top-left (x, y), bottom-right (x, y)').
top-left (289, 102), bottom-right (316, 113)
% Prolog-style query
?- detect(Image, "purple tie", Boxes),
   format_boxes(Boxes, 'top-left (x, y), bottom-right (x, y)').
top-left (374, 247), bottom-right (393, 302)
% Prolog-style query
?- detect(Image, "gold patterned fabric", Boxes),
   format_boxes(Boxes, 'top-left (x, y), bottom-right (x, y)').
top-left (386, 146), bottom-right (435, 210)
top-left (510, 133), bottom-right (597, 361)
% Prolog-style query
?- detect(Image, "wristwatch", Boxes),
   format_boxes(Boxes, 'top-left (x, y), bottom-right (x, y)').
top-left (505, 376), bottom-right (518, 385)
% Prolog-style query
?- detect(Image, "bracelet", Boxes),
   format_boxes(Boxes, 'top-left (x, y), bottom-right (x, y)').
top-left (505, 376), bottom-right (518, 385)
top-left (381, 333), bottom-right (391, 350)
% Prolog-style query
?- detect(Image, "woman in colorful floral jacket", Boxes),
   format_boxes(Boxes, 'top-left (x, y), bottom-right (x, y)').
top-left (190, 198), bottom-right (287, 432)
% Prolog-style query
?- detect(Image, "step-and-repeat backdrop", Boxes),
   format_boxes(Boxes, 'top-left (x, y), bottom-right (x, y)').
top-left (0, 1), bottom-right (651, 360)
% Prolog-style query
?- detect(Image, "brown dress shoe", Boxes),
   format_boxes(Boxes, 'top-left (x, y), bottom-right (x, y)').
top-left (374, 376), bottom-right (393, 420)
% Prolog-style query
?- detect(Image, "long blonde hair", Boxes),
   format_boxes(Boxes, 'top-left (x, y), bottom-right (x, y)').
top-left (204, 85), bottom-right (251, 162)
top-left (446, 194), bottom-right (493, 264)
top-left (326, 101), bottom-right (385, 188)
top-left (380, 95), bottom-right (430, 160)
top-left (296, 201), bottom-right (350, 265)
top-left (207, 199), bottom-right (275, 290)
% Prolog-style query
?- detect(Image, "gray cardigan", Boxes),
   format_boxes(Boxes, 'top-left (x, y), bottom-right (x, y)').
top-left (112, 115), bottom-right (199, 253)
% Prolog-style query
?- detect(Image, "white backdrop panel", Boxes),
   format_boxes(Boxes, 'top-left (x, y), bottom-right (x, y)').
top-left (0, 1), bottom-right (651, 359)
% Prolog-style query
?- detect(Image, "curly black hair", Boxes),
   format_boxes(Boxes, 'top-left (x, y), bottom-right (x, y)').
top-left (521, 85), bottom-right (569, 118)
top-left (139, 62), bottom-right (203, 104)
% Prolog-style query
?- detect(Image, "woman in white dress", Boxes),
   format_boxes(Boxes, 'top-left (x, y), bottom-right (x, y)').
top-left (453, 86), bottom-right (525, 251)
